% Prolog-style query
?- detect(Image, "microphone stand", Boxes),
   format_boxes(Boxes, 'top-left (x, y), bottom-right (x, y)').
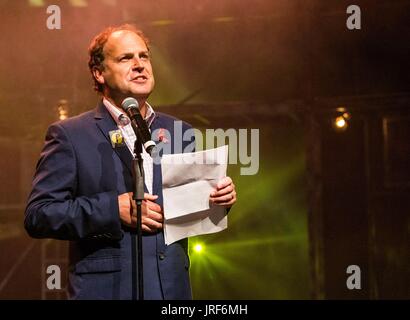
top-left (131, 130), bottom-right (145, 300)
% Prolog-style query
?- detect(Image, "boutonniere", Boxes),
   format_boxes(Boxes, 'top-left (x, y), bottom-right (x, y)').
top-left (109, 129), bottom-right (125, 148)
top-left (157, 128), bottom-right (169, 144)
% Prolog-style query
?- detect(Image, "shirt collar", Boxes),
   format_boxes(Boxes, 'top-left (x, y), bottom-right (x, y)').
top-left (103, 98), bottom-right (156, 127)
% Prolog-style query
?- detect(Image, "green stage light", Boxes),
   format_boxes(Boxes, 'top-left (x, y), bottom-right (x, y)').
top-left (193, 243), bottom-right (203, 253)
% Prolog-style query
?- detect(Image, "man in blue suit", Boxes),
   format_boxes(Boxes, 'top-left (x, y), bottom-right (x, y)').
top-left (24, 24), bottom-right (237, 299)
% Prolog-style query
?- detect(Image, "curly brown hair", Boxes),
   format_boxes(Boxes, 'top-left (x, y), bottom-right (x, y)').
top-left (88, 24), bottom-right (150, 93)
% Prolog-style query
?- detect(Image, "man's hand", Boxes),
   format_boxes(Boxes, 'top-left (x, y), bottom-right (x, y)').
top-left (118, 192), bottom-right (164, 233)
top-left (209, 176), bottom-right (237, 208)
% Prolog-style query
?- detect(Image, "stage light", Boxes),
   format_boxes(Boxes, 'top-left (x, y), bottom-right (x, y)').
top-left (69, 0), bottom-right (88, 7)
top-left (57, 99), bottom-right (69, 121)
top-left (193, 243), bottom-right (204, 253)
top-left (28, 0), bottom-right (45, 6)
top-left (333, 111), bottom-right (351, 131)
top-left (150, 20), bottom-right (175, 27)
top-left (29, 0), bottom-right (94, 7)
top-left (213, 17), bottom-right (235, 23)
top-left (335, 116), bottom-right (347, 129)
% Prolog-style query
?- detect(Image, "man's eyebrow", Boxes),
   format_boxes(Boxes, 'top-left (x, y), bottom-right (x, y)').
top-left (117, 52), bottom-right (134, 58)
top-left (116, 51), bottom-right (149, 58)
top-left (138, 50), bottom-right (150, 56)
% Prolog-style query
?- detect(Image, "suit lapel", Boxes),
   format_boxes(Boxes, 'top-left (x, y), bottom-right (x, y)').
top-left (94, 101), bottom-right (133, 175)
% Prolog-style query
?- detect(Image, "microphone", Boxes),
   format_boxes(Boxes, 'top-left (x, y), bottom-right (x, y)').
top-left (121, 97), bottom-right (156, 156)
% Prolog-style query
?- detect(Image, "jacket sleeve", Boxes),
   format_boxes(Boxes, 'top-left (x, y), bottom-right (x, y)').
top-left (24, 123), bottom-right (123, 241)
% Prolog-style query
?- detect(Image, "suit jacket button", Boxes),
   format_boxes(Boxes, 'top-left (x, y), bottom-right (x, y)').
top-left (159, 253), bottom-right (165, 260)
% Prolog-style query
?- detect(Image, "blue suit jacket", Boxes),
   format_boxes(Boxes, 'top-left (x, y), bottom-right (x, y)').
top-left (25, 101), bottom-right (195, 299)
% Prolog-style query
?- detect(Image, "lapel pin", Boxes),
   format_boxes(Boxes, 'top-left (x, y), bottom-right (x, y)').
top-left (109, 129), bottom-right (125, 148)
top-left (157, 128), bottom-right (169, 144)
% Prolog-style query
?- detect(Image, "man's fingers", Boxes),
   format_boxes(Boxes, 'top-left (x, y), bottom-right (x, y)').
top-left (211, 184), bottom-right (234, 197)
top-left (211, 198), bottom-right (235, 208)
top-left (144, 193), bottom-right (158, 201)
top-left (142, 217), bottom-right (163, 230)
top-left (141, 224), bottom-right (156, 233)
top-left (131, 216), bottom-right (163, 233)
top-left (210, 177), bottom-right (236, 208)
top-left (134, 204), bottom-right (163, 220)
top-left (146, 209), bottom-right (163, 223)
top-left (211, 189), bottom-right (236, 202)
top-left (216, 176), bottom-right (232, 189)
top-left (211, 193), bottom-right (234, 203)
top-left (145, 200), bottom-right (162, 213)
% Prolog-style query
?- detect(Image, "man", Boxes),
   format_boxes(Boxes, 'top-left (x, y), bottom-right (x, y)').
top-left (24, 24), bottom-right (236, 299)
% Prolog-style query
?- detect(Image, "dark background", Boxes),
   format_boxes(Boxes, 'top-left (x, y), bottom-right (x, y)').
top-left (0, 0), bottom-right (408, 299)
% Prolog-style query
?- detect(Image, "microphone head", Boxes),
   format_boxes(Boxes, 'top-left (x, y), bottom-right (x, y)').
top-left (121, 97), bottom-right (139, 111)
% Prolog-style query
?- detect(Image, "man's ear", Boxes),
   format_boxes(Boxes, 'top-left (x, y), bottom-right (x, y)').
top-left (92, 67), bottom-right (105, 86)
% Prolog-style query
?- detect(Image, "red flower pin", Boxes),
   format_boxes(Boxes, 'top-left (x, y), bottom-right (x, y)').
top-left (157, 128), bottom-right (169, 143)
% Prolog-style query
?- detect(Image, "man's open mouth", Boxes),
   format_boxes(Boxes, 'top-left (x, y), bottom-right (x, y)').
top-left (132, 75), bottom-right (147, 82)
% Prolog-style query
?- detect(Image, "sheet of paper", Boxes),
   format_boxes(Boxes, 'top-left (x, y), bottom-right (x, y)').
top-left (161, 145), bottom-right (228, 245)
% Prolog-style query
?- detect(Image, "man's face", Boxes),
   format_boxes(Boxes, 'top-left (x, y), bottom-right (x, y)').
top-left (95, 30), bottom-right (155, 104)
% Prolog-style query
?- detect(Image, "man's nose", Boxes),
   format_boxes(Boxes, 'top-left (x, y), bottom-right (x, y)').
top-left (132, 58), bottom-right (144, 72)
